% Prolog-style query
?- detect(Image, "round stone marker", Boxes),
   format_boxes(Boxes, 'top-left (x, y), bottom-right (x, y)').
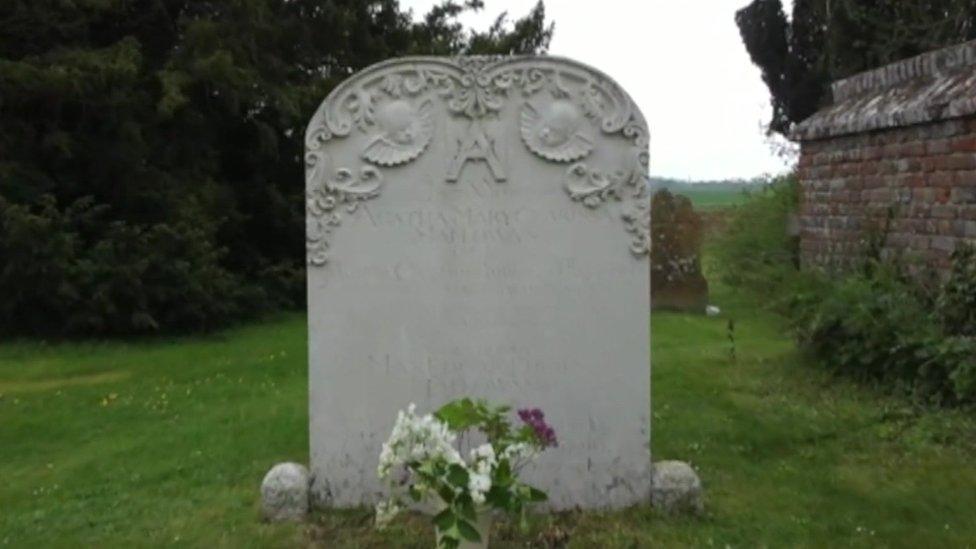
top-left (650, 460), bottom-right (704, 515)
top-left (260, 462), bottom-right (310, 522)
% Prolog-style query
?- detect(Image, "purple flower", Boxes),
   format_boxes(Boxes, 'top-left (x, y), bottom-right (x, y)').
top-left (518, 407), bottom-right (558, 448)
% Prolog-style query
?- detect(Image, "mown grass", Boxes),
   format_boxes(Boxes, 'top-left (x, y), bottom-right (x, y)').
top-left (3, 267), bottom-right (976, 547)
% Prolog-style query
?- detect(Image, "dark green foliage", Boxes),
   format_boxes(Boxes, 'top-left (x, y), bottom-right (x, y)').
top-left (736, 0), bottom-right (976, 135)
top-left (787, 260), bottom-right (976, 405)
top-left (0, 1), bottom-right (553, 336)
top-left (0, 195), bottom-right (257, 336)
top-left (938, 245), bottom-right (976, 337)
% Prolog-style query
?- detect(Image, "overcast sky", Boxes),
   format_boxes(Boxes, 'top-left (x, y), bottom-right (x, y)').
top-left (400, 0), bottom-right (795, 181)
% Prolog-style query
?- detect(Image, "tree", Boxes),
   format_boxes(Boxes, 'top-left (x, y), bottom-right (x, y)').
top-left (736, 0), bottom-right (976, 137)
top-left (0, 0), bottom-right (553, 336)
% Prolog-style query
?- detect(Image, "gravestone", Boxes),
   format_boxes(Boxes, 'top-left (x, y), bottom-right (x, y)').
top-left (650, 190), bottom-right (709, 313)
top-left (305, 56), bottom-right (651, 509)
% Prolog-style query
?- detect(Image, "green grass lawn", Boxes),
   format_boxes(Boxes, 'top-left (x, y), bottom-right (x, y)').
top-left (3, 281), bottom-right (976, 547)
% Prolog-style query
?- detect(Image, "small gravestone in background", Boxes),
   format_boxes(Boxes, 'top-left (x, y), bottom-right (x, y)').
top-left (304, 56), bottom-right (651, 509)
top-left (650, 189), bottom-right (709, 313)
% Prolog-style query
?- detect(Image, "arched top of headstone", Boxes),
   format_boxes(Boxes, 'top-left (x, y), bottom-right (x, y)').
top-left (304, 55), bottom-right (650, 267)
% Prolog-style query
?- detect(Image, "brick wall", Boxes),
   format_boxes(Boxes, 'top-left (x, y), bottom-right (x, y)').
top-left (797, 118), bottom-right (976, 272)
top-left (793, 39), bottom-right (976, 274)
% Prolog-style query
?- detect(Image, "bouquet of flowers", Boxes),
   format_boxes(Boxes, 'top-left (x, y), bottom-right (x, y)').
top-left (375, 398), bottom-right (558, 548)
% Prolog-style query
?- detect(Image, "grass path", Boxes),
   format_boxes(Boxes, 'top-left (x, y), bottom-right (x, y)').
top-left (2, 282), bottom-right (976, 547)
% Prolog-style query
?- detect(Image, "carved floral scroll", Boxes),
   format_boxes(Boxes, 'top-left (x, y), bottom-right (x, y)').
top-left (305, 56), bottom-right (650, 266)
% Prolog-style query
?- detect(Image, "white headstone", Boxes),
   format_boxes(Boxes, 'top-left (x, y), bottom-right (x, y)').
top-left (305, 56), bottom-right (650, 509)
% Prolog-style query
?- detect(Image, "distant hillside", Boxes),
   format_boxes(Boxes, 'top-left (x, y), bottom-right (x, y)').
top-left (649, 176), bottom-right (769, 210)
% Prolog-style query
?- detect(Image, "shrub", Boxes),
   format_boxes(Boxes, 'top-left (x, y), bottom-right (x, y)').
top-left (714, 174), bottom-right (799, 295)
top-left (937, 245), bottom-right (976, 337)
top-left (719, 177), bottom-right (976, 405)
top-left (788, 261), bottom-right (976, 404)
top-left (0, 195), bottom-right (266, 336)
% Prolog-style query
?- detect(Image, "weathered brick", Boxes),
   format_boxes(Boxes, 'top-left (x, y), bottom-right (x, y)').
top-left (864, 175), bottom-right (883, 188)
top-left (895, 159), bottom-right (912, 172)
top-left (912, 188), bottom-right (935, 203)
top-left (895, 187), bottom-right (913, 204)
top-left (886, 233), bottom-right (910, 247)
top-left (860, 161), bottom-right (879, 175)
top-left (932, 204), bottom-right (957, 220)
top-left (956, 170), bottom-right (976, 186)
top-left (879, 160), bottom-right (899, 175)
top-left (900, 142), bottom-right (926, 157)
top-left (957, 204), bottom-right (976, 219)
top-left (870, 188), bottom-right (892, 202)
top-left (881, 143), bottom-right (901, 158)
top-left (965, 221), bottom-right (976, 238)
top-left (950, 136), bottom-right (976, 153)
top-left (932, 236), bottom-right (957, 252)
top-left (911, 235), bottom-right (931, 250)
top-left (930, 172), bottom-right (955, 187)
top-left (946, 154), bottom-right (976, 171)
top-left (927, 138), bottom-right (951, 155)
top-left (950, 187), bottom-right (976, 203)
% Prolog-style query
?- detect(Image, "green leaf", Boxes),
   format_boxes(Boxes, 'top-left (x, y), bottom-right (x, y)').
top-left (408, 486), bottom-right (423, 502)
top-left (447, 464), bottom-right (470, 489)
top-left (456, 494), bottom-right (477, 522)
top-left (435, 398), bottom-right (481, 431)
top-left (457, 519), bottom-right (482, 543)
top-left (494, 459), bottom-right (512, 484)
top-left (485, 485), bottom-right (512, 510)
top-left (433, 508), bottom-right (456, 531)
top-left (527, 485), bottom-right (548, 502)
top-left (437, 532), bottom-right (461, 549)
top-left (436, 484), bottom-right (456, 505)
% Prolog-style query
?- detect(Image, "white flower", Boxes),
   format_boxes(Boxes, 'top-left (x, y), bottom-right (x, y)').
top-left (377, 442), bottom-right (394, 478)
top-left (501, 442), bottom-right (536, 465)
top-left (469, 443), bottom-right (497, 476)
top-left (378, 403), bottom-right (463, 486)
top-left (468, 471), bottom-right (491, 504)
top-left (374, 500), bottom-right (401, 529)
